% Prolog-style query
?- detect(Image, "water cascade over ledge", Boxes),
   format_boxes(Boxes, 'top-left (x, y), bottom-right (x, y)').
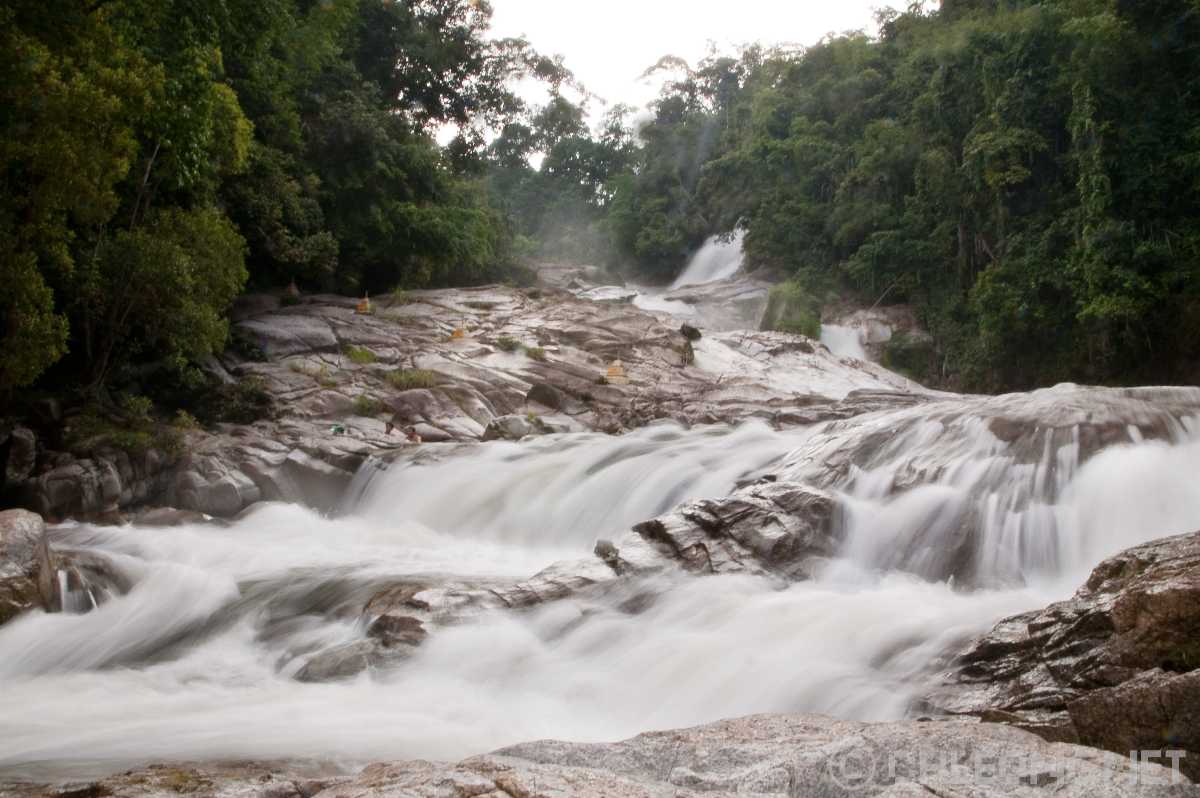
top-left (2, 386), bottom-right (1200, 781)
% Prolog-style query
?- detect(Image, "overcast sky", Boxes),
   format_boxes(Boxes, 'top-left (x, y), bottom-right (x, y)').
top-left (488, 0), bottom-right (898, 120)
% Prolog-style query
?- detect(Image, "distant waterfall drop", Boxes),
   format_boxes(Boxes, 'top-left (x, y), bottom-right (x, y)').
top-left (670, 231), bottom-right (745, 289)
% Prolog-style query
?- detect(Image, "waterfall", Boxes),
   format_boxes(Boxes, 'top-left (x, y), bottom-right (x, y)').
top-left (819, 324), bottom-right (867, 360)
top-left (669, 231), bottom-right (745, 289)
top-left (1, 391), bottom-right (1199, 781)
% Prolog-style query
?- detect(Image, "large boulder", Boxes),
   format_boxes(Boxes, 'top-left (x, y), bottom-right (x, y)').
top-left (613, 480), bottom-right (840, 579)
top-left (21, 713), bottom-right (1190, 797)
top-left (0, 509), bottom-right (54, 625)
top-left (236, 313), bottom-right (338, 359)
top-left (170, 455), bottom-right (262, 517)
top-left (21, 458), bottom-right (122, 519)
top-left (3, 426), bottom-right (37, 484)
top-left (482, 413), bottom-right (549, 441)
top-left (932, 530), bottom-right (1200, 764)
top-left (1070, 669), bottom-right (1200, 781)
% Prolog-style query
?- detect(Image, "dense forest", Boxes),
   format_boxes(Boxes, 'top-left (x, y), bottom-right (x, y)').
top-left (1, 0), bottom-right (563, 403)
top-left (3, 0), bottom-right (1199, 405)
top-left (508, 0), bottom-right (1200, 391)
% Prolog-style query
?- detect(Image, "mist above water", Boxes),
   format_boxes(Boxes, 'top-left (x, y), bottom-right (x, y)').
top-left (2, 402), bottom-right (1200, 781)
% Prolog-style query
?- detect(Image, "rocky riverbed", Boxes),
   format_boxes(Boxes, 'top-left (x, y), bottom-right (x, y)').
top-left (5, 272), bottom-right (918, 522)
top-left (1, 270), bottom-right (1199, 797)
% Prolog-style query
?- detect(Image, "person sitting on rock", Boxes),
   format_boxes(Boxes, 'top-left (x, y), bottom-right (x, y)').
top-left (384, 418), bottom-right (422, 443)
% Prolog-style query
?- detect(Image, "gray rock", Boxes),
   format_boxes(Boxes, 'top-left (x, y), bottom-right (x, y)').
top-left (237, 313), bottom-right (338, 358)
top-left (474, 714), bottom-right (1193, 797)
top-left (525, 382), bottom-right (564, 410)
top-left (293, 638), bottom-right (416, 683)
top-left (5, 426), bottom-right (37, 484)
top-left (0, 509), bottom-right (54, 625)
top-left (1070, 668), bottom-right (1200, 781)
top-left (22, 458), bottom-right (122, 519)
top-left (481, 414), bottom-right (548, 441)
top-left (932, 530), bottom-right (1200, 763)
top-left (54, 713), bottom-right (1191, 797)
top-left (620, 481), bottom-right (840, 578)
top-left (172, 455), bottom-right (262, 517)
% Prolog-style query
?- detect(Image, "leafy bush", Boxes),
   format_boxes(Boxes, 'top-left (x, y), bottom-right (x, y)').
top-left (353, 394), bottom-right (385, 416)
top-left (172, 409), bottom-right (201, 430)
top-left (194, 376), bottom-right (275, 424)
top-left (761, 280), bottom-right (821, 339)
top-left (67, 398), bottom-right (186, 457)
top-left (496, 336), bottom-right (519, 352)
top-left (882, 332), bottom-right (936, 382)
top-left (118, 393), bottom-right (154, 422)
top-left (386, 369), bottom-right (438, 390)
top-left (525, 346), bottom-right (547, 362)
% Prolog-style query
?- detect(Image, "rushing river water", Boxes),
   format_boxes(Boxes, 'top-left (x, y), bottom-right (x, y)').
top-left (2, 404), bottom-right (1200, 781)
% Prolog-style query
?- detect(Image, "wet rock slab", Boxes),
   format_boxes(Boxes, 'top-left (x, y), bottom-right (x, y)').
top-left (8, 713), bottom-right (1193, 797)
top-left (931, 529), bottom-right (1200, 775)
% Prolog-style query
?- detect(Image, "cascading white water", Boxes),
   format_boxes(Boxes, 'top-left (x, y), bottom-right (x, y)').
top-left (2, 399), bottom-right (1200, 781)
top-left (669, 230), bottom-right (745, 289)
top-left (820, 323), bottom-right (868, 360)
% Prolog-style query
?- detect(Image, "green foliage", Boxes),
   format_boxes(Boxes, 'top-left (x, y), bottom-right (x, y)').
top-left (172, 409), bottom-right (201, 430)
top-left (75, 207), bottom-right (248, 384)
top-left (66, 398), bottom-right (184, 457)
top-left (193, 376), bottom-right (274, 424)
top-left (345, 346), bottom-right (377, 365)
top-left (570, 2), bottom-right (1200, 389)
top-left (0, 0), bottom-right (561, 402)
top-left (495, 336), bottom-right (520, 352)
top-left (761, 281), bottom-right (821, 339)
top-left (386, 369), bottom-right (438, 390)
top-left (882, 333), bottom-right (937, 382)
top-left (525, 346), bottom-right (547, 362)
top-left (0, 245), bottom-right (69, 392)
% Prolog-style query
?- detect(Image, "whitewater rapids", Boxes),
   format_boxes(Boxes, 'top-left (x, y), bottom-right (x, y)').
top-left (2, 398), bottom-right (1200, 781)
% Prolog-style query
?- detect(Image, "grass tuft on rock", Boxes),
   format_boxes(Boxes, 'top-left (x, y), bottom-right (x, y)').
top-left (353, 395), bottom-right (386, 416)
top-left (345, 346), bottom-right (378, 365)
top-left (386, 369), bottom-right (438, 390)
top-left (525, 346), bottom-right (547, 362)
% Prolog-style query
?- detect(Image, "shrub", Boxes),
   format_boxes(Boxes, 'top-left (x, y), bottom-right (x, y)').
top-left (346, 346), bottom-right (377, 365)
top-left (386, 369), bottom-right (438, 390)
top-left (525, 346), bottom-right (547, 362)
top-left (761, 280), bottom-right (821, 339)
top-left (172, 410), bottom-right (201, 430)
top-left (882, 332), bottom-right (936, 382)
top-left (353, 394), bottom-right (385, 416)
top-left (197, 376), bottom-right (274, 424)
top-left (118, 393), bottom-right (154, 422)
top-left (496, 336), bottom-right (519, 352)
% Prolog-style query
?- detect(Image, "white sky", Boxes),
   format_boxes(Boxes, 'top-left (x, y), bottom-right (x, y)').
top-left (488, 0), bottom-right (898, 120)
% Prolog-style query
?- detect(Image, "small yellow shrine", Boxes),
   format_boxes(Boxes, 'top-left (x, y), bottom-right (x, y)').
top-left (355, 293), bottom-right (372, 314)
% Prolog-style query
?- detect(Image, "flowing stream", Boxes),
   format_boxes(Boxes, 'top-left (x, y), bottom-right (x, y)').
top-left (3, 403), bottom-right (1200, 781)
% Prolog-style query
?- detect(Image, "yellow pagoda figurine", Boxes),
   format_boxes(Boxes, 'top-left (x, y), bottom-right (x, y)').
top-left (606, 359), bottom-right (630, 385)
